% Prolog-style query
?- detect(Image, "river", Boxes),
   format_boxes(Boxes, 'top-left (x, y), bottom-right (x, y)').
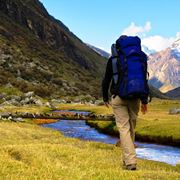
top-left (42, 111), bottom-right (180, 166)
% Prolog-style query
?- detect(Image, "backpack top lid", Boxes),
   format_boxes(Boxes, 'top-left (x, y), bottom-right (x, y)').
top-left (116, 35), bottom-right (141, 49)
top-left (116, 35), bottom-right (142, 57)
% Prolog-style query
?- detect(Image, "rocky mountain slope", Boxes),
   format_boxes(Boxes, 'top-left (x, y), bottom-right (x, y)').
top-left (165, 87), bottom-right (180, 99)
top-left (142, 45), bottom-right (156, 55)
top-left (149, 85), bottom-right (169, 99)
top-left (0, 0), bottom-right (106, 98)
top-left (171, 38), bottom-right (180, 59)
top-left (86, 44), bottom-right (110, 58)
top-left (148, 40), bottom-right (180, 92)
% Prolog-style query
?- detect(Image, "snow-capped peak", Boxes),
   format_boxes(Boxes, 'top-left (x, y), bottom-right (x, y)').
top-left (171, 38), bottom-right (180, 51)
top-left (171, 38), bottom-right (180, 60)
top-left (142, 45), bottom-right (156, 55)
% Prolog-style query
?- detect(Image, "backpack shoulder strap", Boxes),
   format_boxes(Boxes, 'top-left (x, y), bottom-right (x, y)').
top-left (110, 56), bottom-right (119, 84)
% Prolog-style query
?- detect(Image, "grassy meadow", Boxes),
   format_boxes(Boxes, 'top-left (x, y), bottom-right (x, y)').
top-left (0, 98), bottom-right (180, 179)
top-left (0, 104), bottom-right (51, 114)
top-left (0, 121), bottom-right (179, 179)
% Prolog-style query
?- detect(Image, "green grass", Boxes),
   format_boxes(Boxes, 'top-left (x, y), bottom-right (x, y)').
top-left (0, 121), bottom-right (179, 179)
top-left (58, 99), bottom-right (180, 146)
top-left (135, 99), bottom-right (180, 145)
top-left (57, 103), bottom-right (113, 115)
top-left (0, 86), bottom-right (23, 96)
top-left (0, 104), bottom-right (51, 114)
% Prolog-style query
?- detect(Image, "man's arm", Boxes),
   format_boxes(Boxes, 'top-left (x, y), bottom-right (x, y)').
top-left (140, 95), bottom-right (148, 114)
top-left (102, 59), bottom-right (113, 105)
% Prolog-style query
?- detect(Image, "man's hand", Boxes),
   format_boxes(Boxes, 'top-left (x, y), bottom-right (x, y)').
top-left (141, 104), bottom-right (147, 114)
top-left (104, 101), bottom-right (110, 108)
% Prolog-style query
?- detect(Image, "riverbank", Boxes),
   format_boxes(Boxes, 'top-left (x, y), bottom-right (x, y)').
top-left (0, 121), bottom-right (179, 179)
top-left (1, 98), bottom-right (180, 146)
top-left (57, 99), bottom-right (180, 147)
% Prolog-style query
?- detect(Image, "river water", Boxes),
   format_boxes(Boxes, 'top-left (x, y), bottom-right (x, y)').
top-left (43, 111), bottom-right (180, 166)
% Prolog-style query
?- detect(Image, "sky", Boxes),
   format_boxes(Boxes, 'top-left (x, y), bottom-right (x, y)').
top-left (40, 0), bottom-right (180, 53)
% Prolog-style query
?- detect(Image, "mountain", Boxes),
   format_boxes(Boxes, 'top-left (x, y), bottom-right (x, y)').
top-left (86, 44), bottom-right (110, 58)
top-left (165, 87), bottom-right (180, 99)
top-left (171, 38), bottom-right (180, 60)
top-left (149, 85), bottom-right (169, 99)
top-left (142, 45), bottom-right (156, 55)
top-left (0, 0), bottom-right (106, 98)
top-left (148, 39), bottom-right (180, 93)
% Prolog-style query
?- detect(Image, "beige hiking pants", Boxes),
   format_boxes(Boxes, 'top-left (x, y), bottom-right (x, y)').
top-left (111, 95), bottom-right (140, 165)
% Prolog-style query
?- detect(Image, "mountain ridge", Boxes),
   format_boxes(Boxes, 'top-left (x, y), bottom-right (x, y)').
top-left (86, 44), bottom-right (110, 58)
top-left (0, 0), bottom-right (106, 98)
top-left (148, 45), bottom-right (180, 92)
top-left (165, 86), bottom-right (180, 99)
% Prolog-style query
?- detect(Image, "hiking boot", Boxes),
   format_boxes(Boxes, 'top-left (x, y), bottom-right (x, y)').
top-left (134, 143), bottom-right (138, 148)
top-left (126, 164), bottom-right (136, 170)
top-left (115, 139), bottom-right (121, 147)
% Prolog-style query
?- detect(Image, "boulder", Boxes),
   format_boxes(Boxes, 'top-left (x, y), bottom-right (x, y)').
top-left (5, 83), bottom-right (13, 88)
top-left (1, 101), bottom-right (12, 106)
top-left (0, 93), bottom-right (6, 99)
top-left (34, 99), bottom-right (43, 106)
top-left (24, 91), bottom-right (35, 98)
top-left (13, 117), bottom-right (24, 122)
top-left (0, 112), bottom-right (11, 117)
top-left (8, 99), bottom-right (21, 106)
top-left (20, 97), bottom-right (31, 105)
top-left (169, 108), bottom-right (180, 115)
top-left (10, 95), bottom-right (21, 102)
top-left (45, 102), bottom-right (56, 109)
top-left (95, 100), bottom-right (104, 106)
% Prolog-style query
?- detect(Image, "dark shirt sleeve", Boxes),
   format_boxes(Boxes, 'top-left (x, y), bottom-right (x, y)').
top-left (102, 58), bottom-right (113, 102)
top-left (140, 95), bottom-right (148, 104)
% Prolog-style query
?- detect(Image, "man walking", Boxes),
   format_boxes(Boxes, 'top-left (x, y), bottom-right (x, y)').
top-left (102, 35), bottom-right (149, 170)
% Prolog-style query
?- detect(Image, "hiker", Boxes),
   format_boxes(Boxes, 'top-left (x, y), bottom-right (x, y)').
top-left (102, 35), bottom-right (149, 170)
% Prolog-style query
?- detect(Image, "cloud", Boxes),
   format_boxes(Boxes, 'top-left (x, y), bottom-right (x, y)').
top-left (142, 33), bottom-right (180, 52)
top-left (121, 22), bottom-right (151, 36)
top-left (142, 36), bottom-right (174, 52)
top-left (175, 32), bottom-right (180, 39)
top-left (121, 22), bottom-right (180, 52)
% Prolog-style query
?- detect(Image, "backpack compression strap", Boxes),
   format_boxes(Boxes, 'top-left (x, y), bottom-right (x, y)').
top-left (111, 44), bottom-right (119, 84)
top-left (111, 56), bottom-right (118, 84)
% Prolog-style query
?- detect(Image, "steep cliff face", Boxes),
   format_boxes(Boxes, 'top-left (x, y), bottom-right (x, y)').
top-left (0, 0), bottom-right (106, 98)
top-left (148, 47), bottom-right (180, 92)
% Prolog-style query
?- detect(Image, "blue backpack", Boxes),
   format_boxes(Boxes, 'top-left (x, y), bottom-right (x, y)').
top-left (111, 36), bottom-right (149, 99)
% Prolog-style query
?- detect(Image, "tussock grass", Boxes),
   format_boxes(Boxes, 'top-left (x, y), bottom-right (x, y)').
top-left (0, 121), bottom-right (179, 179)
top-left (0, 105), bottom-right (50, 114)
top-left (57, 103), bottom-right (112, 115)
top-left (0, 86), bottom-right (23, 96)
top-left (135, 99), bottom-right (180, 145)
top-left (33, 119), bottom-right (58, 125)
